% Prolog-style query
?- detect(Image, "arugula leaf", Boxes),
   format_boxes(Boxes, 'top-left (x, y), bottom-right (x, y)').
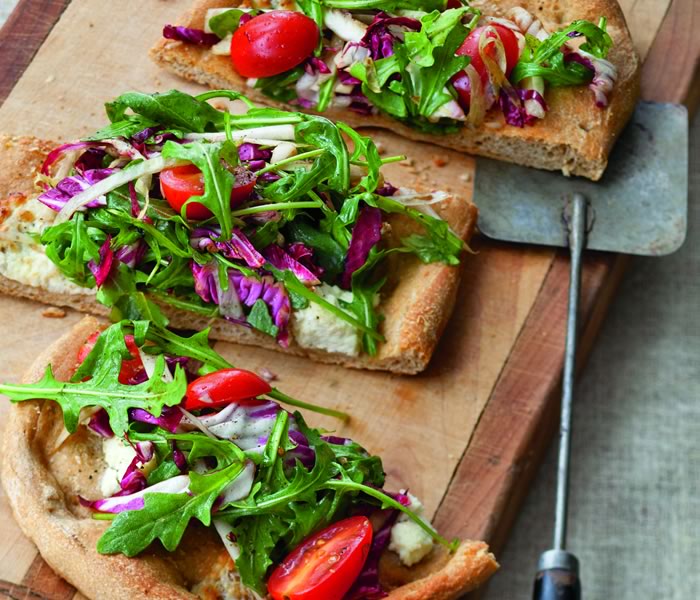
top-left (403, 23), bottom-right (469, 118)
top-left (323, 0), bottom-right (446, 9)
top-left (0, 323), bottom-right (187, 436)
top-left (511, 19), bottom-right (613, 86)
top-left (404, 7), bottom-right (478, 67)
top-left (208, 9), bottom-right (259, 38)
top-left (97, 460), bottom-right (244, 556)
top-left (247, 299), bottom-right (279, 337)
top-left (295, 0), bottom-right (324, 54)
top-left (372, 194), bottom-right (464, 264)
top-left (84, 115), bottom-right (158, 142)
top-left (160, 141), bottom-right (235, 238)
top-left (105, 90), bottom-right (224, 133)
top-left (342, 274), bottom-right (385, 356)
top-left (285, 218), bottom-right (345, 280)
top-left (142, 325), bottom-right (233, 371)
top-left (337, 122), bottom-right (383, 193)
top-left (41, 213), bottom-right (101, 287)
top-left (254, 67), bottom-right (306, 103)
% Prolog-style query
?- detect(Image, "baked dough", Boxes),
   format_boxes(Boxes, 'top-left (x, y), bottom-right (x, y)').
top-left (1, 317), bottom-right (499, 599)
top-left (150, 0), bottom-right (640, 181)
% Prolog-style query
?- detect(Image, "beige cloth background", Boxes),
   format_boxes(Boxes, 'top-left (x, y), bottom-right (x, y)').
top-left (0, 1), bottom-right (697, 598)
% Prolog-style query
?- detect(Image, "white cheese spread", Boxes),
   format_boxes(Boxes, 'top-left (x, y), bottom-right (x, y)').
top-left (0, 200), bottom-right (92, 296)
top-left (389, 492), bottom-right (436, 567)
top-left (291, 283), bottom-right (362, 356)
top-left (100, 436), bottom-right (156, 497)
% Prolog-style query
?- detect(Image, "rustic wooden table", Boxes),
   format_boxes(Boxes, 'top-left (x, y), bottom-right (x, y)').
top-left (0, 1), bottom-right (697, 599)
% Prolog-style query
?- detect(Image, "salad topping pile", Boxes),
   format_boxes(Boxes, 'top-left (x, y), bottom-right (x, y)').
top-left (33, 90), bottom-right (464, 357)
top-left (0, 321), bottom-right (453, 599)
top-left (163, 0), bottom-right (617, 132)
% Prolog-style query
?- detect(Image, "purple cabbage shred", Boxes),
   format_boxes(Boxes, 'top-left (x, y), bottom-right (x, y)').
top-left (163, 24), bottom-right (220, 46)
top-left (128, 406), bottom-right (184, 433)
top-left (341, 206), bottom-right (383, 289)
top-left (88, 235), bottom-right (114, 288)
top-left (263, 244), bottom-right (320, 284)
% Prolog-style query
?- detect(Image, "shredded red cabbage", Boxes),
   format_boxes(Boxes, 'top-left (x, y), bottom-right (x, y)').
top-left (128, 406), bottom-right (183, 433)
top-left (375, 182), bottom-right (398, 197)
top-left (344, 510), bottom-right (397, 599)
top-left (74, 148), bottom-right (107, 174)
top-left (564, 51), bottom-right (615, 108)
top-left (38, 169), bottom-right (113, 212)
top-left (305, 56), bottom-right (332, 75)
top-left (191, 227), bottom-right (265, 268)
top-left (287, 242), bottom-right (325, 278)
top-left (238, 143), bottom-right (272, 162)
top-left (362, 12), bottom-right (420, 60)
top-left (115, 240), bottom-right (146, 269)
top-left (41, 141), bottom-right (95, 177)
top-left (263, 244), bottom-right (320, 285)
top-left (232, 272), bottom-right (291, 347)
top-left (87, 408), bottom-right (114, 438)
top-left (341, 206), bottom-right (383, 289)
top-left (88, 236), bottom-right (114, 288)
top-left (80, 475), bottom-right (190, 513)
top-left (163, 24), bottom-right (220, 46)
top-left (191, 262), bottom-right (291, 346)
top-left (498, 88), bottom-right (547, 127)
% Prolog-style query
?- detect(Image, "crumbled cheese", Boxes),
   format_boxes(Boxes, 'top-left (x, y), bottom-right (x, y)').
top-left (0, 201), bottom-right (93, 296)
top-left (100, 436), bottom-right (156, 497)
top-left (291, 284), bottom-right (362, 356)
top-left (389, 492), bottom-right (435, 567)
top-left (100, 437), bottom-right (138, 497)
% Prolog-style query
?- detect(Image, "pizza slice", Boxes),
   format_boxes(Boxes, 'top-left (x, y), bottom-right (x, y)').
top-left (0, 90), bottom-right (477, 374)
top-left (150, 0), bottom-right (640, 181)
top-left (0, 317), bottom-right (498, 599)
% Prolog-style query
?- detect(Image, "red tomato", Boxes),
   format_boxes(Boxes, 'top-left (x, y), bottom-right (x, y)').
top-left (447, 0), bottom-right (463, 7)
top-left (160, 164), bottom-right (211, 220)
top-left (451, 24), bottom-right (521, 109)
top-left (267, 516), bottom-right (373, 600)
top-left (160, 164), bottom-right (258, 219)
top-left (77, 331), bottom-right (144, 385)
top-left (184, 368), bottom-right (272, 410)
top-left (230, 167), bottom-right (257, 208)
top-left (230, 11), bottom-right (319, 78)
top-left (455, 24), bottom-right (520, 80)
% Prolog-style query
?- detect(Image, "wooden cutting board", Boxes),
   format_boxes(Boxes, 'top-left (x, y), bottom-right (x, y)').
top-left (0, 1), bottom-right (696, 598)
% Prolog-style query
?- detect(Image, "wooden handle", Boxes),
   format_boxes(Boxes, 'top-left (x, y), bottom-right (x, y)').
top-left (533, 568), bottom-right (581, 600)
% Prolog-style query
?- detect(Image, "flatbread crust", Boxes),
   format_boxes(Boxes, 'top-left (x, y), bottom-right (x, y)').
top-left (0, 134), bottom-right (477, 374)
top-left (150, 0), bottom-right (641, 181)
top-left (1, 317), bottom-right (498, 599)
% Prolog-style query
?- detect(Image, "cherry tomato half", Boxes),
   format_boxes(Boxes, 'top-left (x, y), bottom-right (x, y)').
top-left (230, 11), bottom-right (319, 78)
top-left (451, 24), bottom-right (521, 109)
top-left (184, 368), bottom-right (272, 411)
top-left (267, 516), bottom-right (373, 600)
top-left (160, 164), bottom-right (257, 220)
top-left (77, 331), bottom-right (144, 385)
top-left (456, 24), bottom-right (520, 80)
top-left (160, 164), bottom-right (211, 220)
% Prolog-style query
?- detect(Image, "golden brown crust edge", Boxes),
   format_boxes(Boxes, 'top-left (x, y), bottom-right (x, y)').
top-left (1, 317), bottom-right (196, 600)
top-left (0, 134), bottom-right (477, 375)
top-left (150, 0), bottom-right (640, 181)
top-left (1, 318), bottom-right (498, 599)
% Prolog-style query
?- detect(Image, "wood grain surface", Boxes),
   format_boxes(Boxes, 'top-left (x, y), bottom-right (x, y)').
top-left (0, 1), bottom-right (696, 599)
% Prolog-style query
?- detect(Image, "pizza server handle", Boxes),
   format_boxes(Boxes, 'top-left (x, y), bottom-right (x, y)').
top-left (533, 549), bottom-right (581, 600)
top-left (532, 193), bottom-right (587, 600)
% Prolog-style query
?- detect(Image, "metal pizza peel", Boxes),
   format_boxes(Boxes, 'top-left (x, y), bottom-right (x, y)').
top-left (473, 101), bottom-right (689, 600)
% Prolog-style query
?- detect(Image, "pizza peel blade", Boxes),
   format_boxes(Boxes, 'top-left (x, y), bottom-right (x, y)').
top-left (473, 101), bottom-right (689, 600)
